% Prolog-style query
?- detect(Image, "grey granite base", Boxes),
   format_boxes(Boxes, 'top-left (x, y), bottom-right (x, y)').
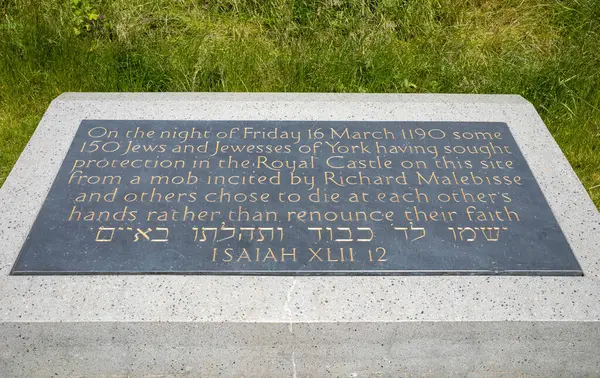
top-left (2, 322), bottom-right (599, 377)
top-left (1, 93), bottom-right (599, 376)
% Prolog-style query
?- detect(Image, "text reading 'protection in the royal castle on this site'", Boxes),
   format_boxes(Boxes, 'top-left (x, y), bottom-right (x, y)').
top-left (12, 120), bottom-right (582, 275)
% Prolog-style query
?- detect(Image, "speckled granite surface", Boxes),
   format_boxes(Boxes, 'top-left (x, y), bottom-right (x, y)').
top-left (0, 93), bottom-right (599, 376)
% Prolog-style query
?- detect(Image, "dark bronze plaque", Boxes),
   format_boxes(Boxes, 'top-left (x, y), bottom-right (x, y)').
top-left (12, 120), bottom-right (582, 275)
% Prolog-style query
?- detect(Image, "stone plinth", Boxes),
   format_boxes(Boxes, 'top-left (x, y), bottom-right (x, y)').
top-left (0, 93), bottom-right (599, 376)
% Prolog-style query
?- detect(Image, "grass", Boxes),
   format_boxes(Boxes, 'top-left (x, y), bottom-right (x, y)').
top-left (0, 0), bottom-right (599, 208)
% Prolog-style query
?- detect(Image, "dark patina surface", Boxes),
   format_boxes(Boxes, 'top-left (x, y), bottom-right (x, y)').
top-left (11, 120), bottom-right (582, 275)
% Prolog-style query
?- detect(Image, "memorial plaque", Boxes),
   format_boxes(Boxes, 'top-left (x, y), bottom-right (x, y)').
top-left (11, 120), bottom-right (582, 275)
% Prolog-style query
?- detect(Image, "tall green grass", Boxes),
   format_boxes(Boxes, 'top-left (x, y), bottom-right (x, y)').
top-left (1, 0), bottom-right (599, 208)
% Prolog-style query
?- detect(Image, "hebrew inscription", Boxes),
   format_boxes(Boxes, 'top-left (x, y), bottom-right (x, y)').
top-left (12, 120), bottom-right (582, 275)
